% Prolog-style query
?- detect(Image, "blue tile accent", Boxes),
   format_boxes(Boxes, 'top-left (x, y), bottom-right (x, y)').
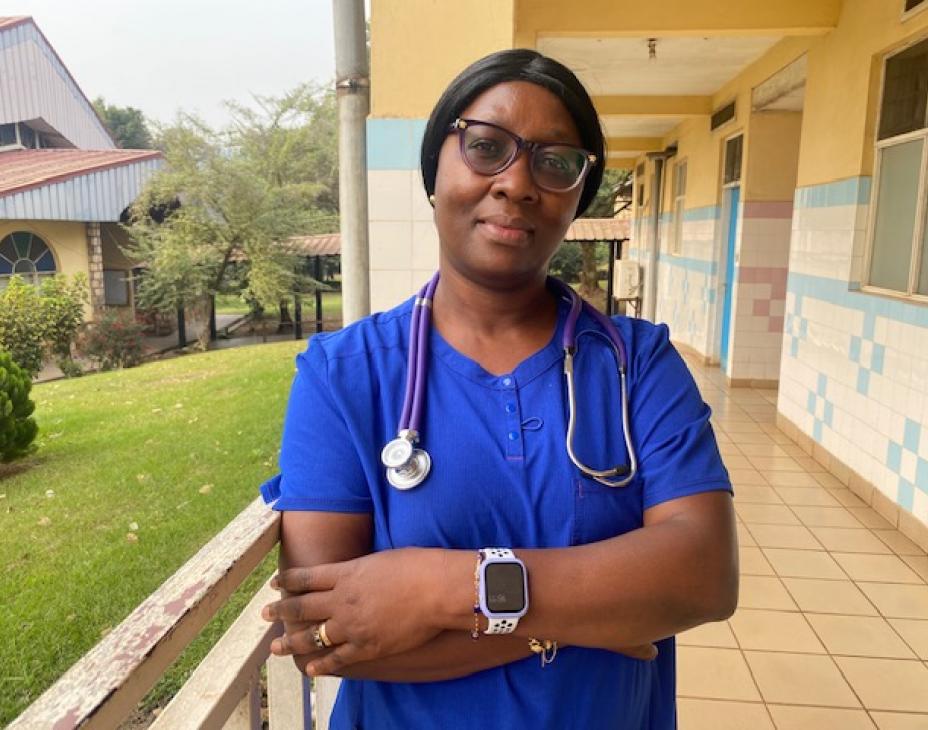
top-left (898, 480), bottom-right (915, 510)
top-left (862, 312), bottom-right (876, 340)
top-left (799, 318), bottom-right (808, 337)
top-left (682, 206), bottom-right (721, 221)
top-left (817, 373), bottom-right (827, 397)
top-left (795, 176), bottom-right (872, 209)
top-left (916, 458), bottom-right (928, 491)
top-left (856, 368), bottom-right (870, 395)
top-left (707, 289), bottom-right (716, 305)
top-left (824, 402), bottom-right (834, 427)
top-left (887, 441), bottom-right (902, 472)
top-left (849, 336), bottom-right (861, 362)
top-left (367, 118), bottom-right (427, 170)
top-left (904, 419), bottom-right (921, 453)
top-left (657, 253), bottom-right (718, 275)
top-left (871, 344), bottom-right (885, 375)
top-left (806, 391), bottom-right (817, 413)
top-left (813, 420), bottom-right (823, 442)
top-left (790, 337), bottom-right (799, 358)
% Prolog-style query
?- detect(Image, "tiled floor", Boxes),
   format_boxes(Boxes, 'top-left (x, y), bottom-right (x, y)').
top-left (676, 356), bottom-right (928, 730)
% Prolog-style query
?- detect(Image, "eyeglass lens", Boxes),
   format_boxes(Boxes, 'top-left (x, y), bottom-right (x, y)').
top-left (461, 123), bottom-right (588, 191)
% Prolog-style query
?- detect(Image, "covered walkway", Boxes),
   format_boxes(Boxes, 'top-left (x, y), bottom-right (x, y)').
top-left (678, 354), bottom-right (928, 729)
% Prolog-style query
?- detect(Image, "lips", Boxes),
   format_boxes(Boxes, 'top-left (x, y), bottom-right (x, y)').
top-left (476, 215), bottom-right (534, 244)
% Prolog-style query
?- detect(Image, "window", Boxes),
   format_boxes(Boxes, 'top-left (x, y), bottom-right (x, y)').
top-left (711, 102), bottom-right (736, 131)
top-left (723, 135), bottom-right (743, 185)
top-left (671, 160), bottom-right (687, 255)
top-left (0, 123), bottom-right (16, 147)
top-left (19, 124), bottom-right (35, 149)
top-left (0, 232), bottom-right (57, 288)
top-left (867, 36), bottom-right (928, 296)
top-left (905, 0), bottom-right (927, 15)
top-left (104, 270), bottom-right (130, 306)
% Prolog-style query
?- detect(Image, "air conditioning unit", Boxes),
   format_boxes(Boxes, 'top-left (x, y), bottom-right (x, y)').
top-left (614, 260), bottom-right (641, 300)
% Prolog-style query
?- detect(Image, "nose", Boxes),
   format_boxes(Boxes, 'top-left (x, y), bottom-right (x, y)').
top-left (489, 147), bottom-right (539, 204)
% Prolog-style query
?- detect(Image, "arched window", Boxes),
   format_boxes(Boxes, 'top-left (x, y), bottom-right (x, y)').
top-left (0, 231), bottom-right (57, 288)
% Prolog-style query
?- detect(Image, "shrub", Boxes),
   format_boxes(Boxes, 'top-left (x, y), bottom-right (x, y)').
top-left (41, 273), bottom-right (88, 370)
top-left (79, 310), bottom-right (145, 370)
top-left (0, 350), bottom-right (38, 463)
top-left (0, 276), bottom-right (47, 377)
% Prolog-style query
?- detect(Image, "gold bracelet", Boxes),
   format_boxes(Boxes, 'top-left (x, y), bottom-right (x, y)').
top-left (528, 637), bottom-right (558, 667)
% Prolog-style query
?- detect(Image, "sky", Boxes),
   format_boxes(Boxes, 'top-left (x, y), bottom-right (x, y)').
top-left (6, 0), bottom-right (343, 128)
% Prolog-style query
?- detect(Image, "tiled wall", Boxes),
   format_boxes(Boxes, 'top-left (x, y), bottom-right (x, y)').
top-left (778, 176), bottom-right (928, 525)
top-left (367, 118), bottom-right (435, 313)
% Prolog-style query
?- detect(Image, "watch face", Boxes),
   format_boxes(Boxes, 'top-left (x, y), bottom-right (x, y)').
top-left (485, 562), bottom-right (526, 613)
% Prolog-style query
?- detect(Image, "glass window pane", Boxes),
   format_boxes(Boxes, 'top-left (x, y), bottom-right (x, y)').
top-left (104, 270), bottom-right (129, 305)
top-left (0, 124), bottom-right (16, 146)
top-left (869, 139), bottom-right (923, 291)
top-left (724, 136), bottom-right (743, 184)
top-left (879, 39), bottom-right (928, 140)
top-left (919, 203), bottom-right (928, 295)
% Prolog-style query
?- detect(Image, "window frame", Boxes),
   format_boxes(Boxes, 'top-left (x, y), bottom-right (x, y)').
top-left (902, 0), bottom-right (928, 22)
top-left (862, 36), bottom-right (928, 302)
top-left (670, 159), bottom-right (687, 256)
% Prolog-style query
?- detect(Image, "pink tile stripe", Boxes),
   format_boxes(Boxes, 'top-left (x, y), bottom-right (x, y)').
top-left (742, 200), bottom-right (794, 219)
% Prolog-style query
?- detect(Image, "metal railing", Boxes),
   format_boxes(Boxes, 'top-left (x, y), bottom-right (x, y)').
top-left (10, 497), bottom-right (339, 729)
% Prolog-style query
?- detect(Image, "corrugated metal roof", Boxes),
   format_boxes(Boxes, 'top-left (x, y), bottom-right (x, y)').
top-left (228, 234), bottom-right (341, 262)
top-left (564, 217), bottom-right (630, 241)
top-left (0, 149), bottom-right (164, 221)
top-left (0, 16), bottom-right (115, 148)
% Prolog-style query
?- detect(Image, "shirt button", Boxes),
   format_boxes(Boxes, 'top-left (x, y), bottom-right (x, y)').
top-left (508, 431), bottom-right (519, 441)
top-left (505, 402), bottom-right (516, 414)
top-left (501, 376), bottom-right (513, 387)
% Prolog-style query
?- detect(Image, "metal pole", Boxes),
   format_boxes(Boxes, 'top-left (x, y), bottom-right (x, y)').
top-left (333, 0), bottom-right (370, 325)
top-left (294, 294), bottom-right (303, 340)
top-left (314, 256), bottom-right (324, 333)
top-left (209, 295), bottom-right (217, 341)
top-left (177, 306), bottom-right (186, 348)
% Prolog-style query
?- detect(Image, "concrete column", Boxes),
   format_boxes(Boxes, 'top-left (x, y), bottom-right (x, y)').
top-left (85, 222), bottom-right (105, 318)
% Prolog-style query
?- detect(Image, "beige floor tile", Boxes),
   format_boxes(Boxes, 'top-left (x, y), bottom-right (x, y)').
top-left (763, 548), bottom-right (846, 579)
top-left (677, 620), bottom-right (739, 648)
top-left (774, 487), bottom-right (842, 507)
top-left (736, 485), bottom-right (785, 504)
top-left (738, 443), bottom-right (790, 458)
top-left (737, 504), bottom-right (801, 526)
top-left (765, 471), bottom-right (822, 487)
top-left (723, 421), bottom-right (766, 434)
top-left (749, 457), bottom-right (804, 472)
top-left (793, 505), bottom-right (864, 528)
top-left (744, 651), bottom-right (860, 707)
top-left (834, 656), bottom-right (928, 712)
top-left (782, 578), bottom-right (878, 616)
top-left (676, 646), bottom-right (762, 701)
top-left (738, 575), bottom-right (799, 611)
top-left (730, 468), bottom-right (771, 486)
top-left (677, 699), bottom-right (775, 730)
top-left (827, 488), bottom-right (868, 508)
top-left (741, 546), bottom-right (776, 576)
top-left (729, 431), bottom-right (779, 445)
top-left (766, 705), bottom-right (877, 730)
top-left (810, 527), bottom-right (893, 554)
top-left (833, 553), bottom-right (923, 583)
top-left (805, 614), bottom-right (916, 658)
top-left (724, 454), bottom-right (756, 470)
top-left (873, 530), bottom-right (927, 557)
top-left (813, 471), bottom-right (846, 489)
top-left (887, 618), bottom-right (928, 659)
top-left (747, 524), bottom-right (823, 550)
top-left (870, 712), bottom-right (928, 730)
top-left (794, 456), bottom-right (827, 472)
top-left (849, 507), bottom-right (896, 529)
top-left (729, 609), bottom-right (825, 653)
top-left (858, 583), bottom-right (928, 619)
top-left (738, 522), bottom-right (758, 547)
top-left (902, 556), bottom-right (928, 582)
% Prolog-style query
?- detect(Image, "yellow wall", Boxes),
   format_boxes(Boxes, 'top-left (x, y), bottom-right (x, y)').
top-left (0, 220), bottom-right (89, 280)
top-left (744, 111), bottom-right (803, 201)
top-left (370, 0), bottom-right (515, 117)
top-left (798, 0), bottom-right (928, 186)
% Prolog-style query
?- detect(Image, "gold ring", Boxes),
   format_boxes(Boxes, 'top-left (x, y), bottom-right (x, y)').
top-left (311, 625), bottom-right (326, 650)
top-left (318, 621), bottom-right (334, 648)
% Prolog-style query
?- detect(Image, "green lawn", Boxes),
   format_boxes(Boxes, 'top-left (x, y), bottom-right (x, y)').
top-left (0, 340), bottom-right (306, 724)
top-left (215, 291), bottom-right (343, 323)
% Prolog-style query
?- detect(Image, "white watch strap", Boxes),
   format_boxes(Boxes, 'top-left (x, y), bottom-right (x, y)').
top-left (481, 548), bottom-right (521, 635)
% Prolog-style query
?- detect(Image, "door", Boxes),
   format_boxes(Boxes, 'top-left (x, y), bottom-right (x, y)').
top-left (719, 184), bottom-right (739, 372)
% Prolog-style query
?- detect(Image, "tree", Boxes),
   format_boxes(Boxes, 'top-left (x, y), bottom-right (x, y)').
top-left (41, 273), bottom-right (88, 373)
top-left (123, 85), bottom-right (338, 348)
top-left (0, 277), bottom-right (47, 377)
top-left (576, 169), bottom-right (632, 306)
top-left (0, 351), bottom-right (37, 463)
top-left (93, 97), bottom-right (154, 149)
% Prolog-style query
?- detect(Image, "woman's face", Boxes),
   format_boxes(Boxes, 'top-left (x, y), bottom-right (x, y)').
top-left (432, 80), bottom-right (587, 290)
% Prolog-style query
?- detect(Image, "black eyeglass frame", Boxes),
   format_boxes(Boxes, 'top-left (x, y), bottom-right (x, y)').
top-left (448, 118), bottom-right (598, 193)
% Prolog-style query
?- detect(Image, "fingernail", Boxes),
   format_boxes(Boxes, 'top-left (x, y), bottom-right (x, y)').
top-left (305, 663), bottom-right (316, 677)
top-left (270, 576), bottom-right (279, 590)
top-left (261, 606), bottom-right (272, 621)
top-left (270, 639), bottom-right (280, 654)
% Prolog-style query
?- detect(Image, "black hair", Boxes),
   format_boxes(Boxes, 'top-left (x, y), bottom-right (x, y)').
top-left (420, 49), bottom-right (605, 219)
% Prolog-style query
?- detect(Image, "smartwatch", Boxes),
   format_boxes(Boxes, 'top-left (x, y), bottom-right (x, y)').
top-left (478, 548), bottom-right (529, 634)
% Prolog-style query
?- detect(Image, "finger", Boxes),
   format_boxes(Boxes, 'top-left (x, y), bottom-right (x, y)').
top-left (261, 593), bottom-right (331, 623)
top-left (306, 643), bottom-right (364, 677)
top-left (271, 627), bottom-right (329, 656)
top-left (276, 563), bottom-right (342, 594)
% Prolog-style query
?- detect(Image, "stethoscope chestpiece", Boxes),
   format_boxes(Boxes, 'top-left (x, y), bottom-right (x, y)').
top-left (386, 448), bottom-right (431, 490)
top-left (381, 436), bottom-right (414, 469)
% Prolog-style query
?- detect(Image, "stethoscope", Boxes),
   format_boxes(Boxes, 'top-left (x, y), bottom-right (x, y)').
top-left (380, 272), bottom-right (639, 490)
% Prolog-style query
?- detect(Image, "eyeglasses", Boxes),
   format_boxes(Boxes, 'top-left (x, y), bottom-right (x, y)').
top-left (449, 118), bottom-right (597, 193)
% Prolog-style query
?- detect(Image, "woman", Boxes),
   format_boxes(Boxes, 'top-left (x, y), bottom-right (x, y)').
top-left (260, 49), bottom-right (737, 729)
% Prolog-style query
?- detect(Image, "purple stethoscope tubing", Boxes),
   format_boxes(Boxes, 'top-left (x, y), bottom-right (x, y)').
top-left (384, 272), bottom-right (638, 489)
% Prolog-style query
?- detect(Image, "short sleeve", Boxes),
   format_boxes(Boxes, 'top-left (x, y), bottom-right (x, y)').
top-left (260, 339), bottom-right (372, 513)
top-left (630, 323), bottom-right (732, 510)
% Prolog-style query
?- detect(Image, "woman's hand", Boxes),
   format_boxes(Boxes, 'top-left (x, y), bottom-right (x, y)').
top-left (262, 547), bottom-right (447, 676)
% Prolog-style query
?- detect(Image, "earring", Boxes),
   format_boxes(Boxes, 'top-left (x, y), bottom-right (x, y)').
top-left (428, 194), bottom-right (436, 207)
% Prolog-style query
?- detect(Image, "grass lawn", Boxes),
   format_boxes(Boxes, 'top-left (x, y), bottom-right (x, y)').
top-left (0, 339), bottom-right (306, 725)
top-left (215, 291), bottom-right (343, 323)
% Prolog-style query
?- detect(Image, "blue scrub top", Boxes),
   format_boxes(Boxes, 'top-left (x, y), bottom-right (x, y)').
top-left (261, 288), bottom-right (732, 730)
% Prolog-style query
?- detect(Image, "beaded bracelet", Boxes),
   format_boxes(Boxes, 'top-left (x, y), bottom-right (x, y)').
top-left (471, 551), bottom-right (481, 640)
top-left (528, 637), bottom-right (558, 667)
